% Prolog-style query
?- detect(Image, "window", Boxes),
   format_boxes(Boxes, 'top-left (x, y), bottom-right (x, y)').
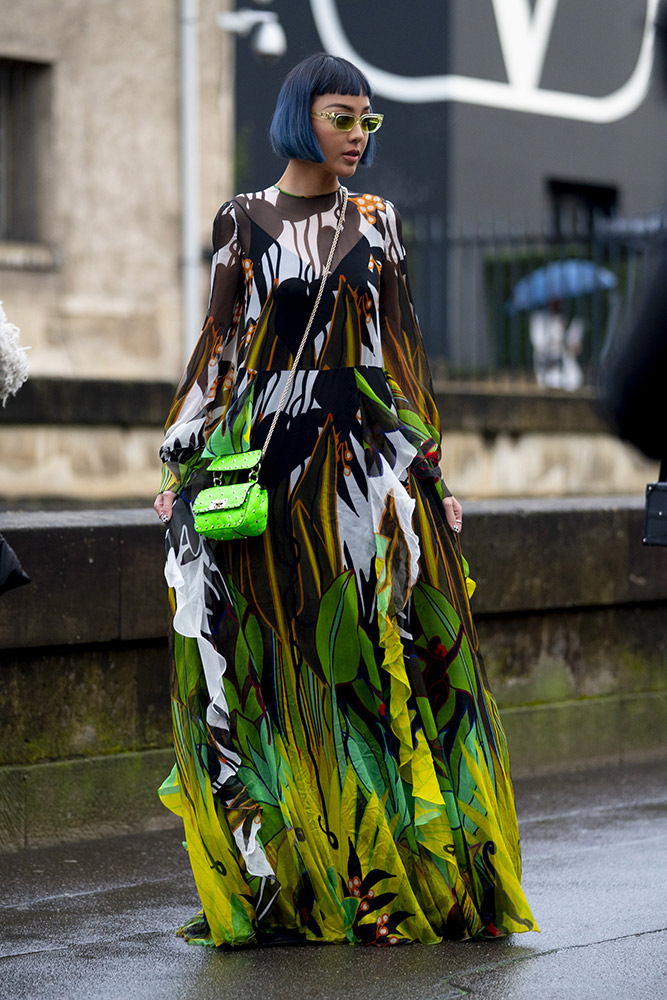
top-left (0, 58), bottom-right (50, 242)
top-left (548, 179), bottom-right (618, 239)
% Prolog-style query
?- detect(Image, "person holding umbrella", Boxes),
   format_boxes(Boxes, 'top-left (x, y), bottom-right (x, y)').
top-left (508, 259), bottom-right (618, 390)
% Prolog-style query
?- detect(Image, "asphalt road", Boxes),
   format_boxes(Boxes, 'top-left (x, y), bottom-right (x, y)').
top-left (2, 759), bottom-right (666, 1000)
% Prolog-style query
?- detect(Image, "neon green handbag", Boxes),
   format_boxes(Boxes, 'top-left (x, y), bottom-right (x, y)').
top-left (192, 450), bottom-right (267, 541)
top-left (191, 187), bottom-right (348, 542)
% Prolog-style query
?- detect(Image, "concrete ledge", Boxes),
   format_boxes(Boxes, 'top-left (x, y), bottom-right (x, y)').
top-left (1, 640), bottom-right (170, 766)
top-left (0, 382), bottom-right (649, 501)
top-left (0, 376), bottom-right (606, 434)
top-left (2, 498), bottom-right (666, 649)
top-left (478, 604), bottom-right (667, 707)
top-left (504, 691), bottom-right (667, 778)
top-left (0, 510), bottom-right (168, 648)
top-left (0, 377), bottom-right (173, 427)
top-left (0, 748), bottom-right (178, 852)
top-left (1, 498), bottom-right (666, 848)
top-left (434, 385), bottom-right (606, 435)
top-left (462, 495), bottom-right (667, 612)
top-left (2, 692), bottom-right (665, 851)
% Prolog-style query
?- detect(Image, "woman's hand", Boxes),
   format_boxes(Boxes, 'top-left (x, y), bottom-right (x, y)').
top-left (443, 495), bottom-right (463, 534)
top-left (154, 490), bottom-right (177, 524)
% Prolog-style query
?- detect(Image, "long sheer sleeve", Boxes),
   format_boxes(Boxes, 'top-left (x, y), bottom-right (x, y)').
top-left (379, 201), bottom-right (450, 499)
top-left (159, 201), bottom-right (244, 494)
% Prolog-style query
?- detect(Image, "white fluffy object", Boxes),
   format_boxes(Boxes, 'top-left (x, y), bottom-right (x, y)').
top-left (0, 301), bottom-right (29, 406)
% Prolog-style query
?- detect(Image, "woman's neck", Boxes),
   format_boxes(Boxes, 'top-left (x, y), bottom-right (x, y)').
top-left (275, 160), bottom-right (340, 198)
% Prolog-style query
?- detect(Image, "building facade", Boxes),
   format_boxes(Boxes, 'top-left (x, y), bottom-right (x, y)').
top-left (235, 0), bottom-right (667, 368)
top-left (2, 1), bottom-right (666, 382)
top-left (237, 1), bottom-right (667, 224)
top-left (1, 0), bottom-right (234, 381)
top-left (0, 0), bottom-right (659, 499)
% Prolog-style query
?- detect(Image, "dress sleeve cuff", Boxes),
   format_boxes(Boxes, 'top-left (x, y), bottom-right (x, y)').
top-left (159, 463), bottom-right (181, 495)
top-left (421, 438), bottom-right (451, 498)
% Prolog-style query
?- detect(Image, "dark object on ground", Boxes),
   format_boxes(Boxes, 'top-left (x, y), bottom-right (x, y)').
top-left (643, 461), bottom-right (667, 546)
top-left (0, 533), bottom-right (30, 596)
top-left (602, 242), bottom-right (667, 460)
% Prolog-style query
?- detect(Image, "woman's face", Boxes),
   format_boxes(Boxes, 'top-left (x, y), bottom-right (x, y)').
top-left (310, 91), bottom-right (370, 178)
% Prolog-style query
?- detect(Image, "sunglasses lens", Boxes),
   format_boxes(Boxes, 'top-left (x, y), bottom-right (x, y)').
top-left (361, 115), bottom-right (383, 133)
top-left (319, 112), bottom-right (384, 132)
top-left (332, 114), bottom-right (357, 131)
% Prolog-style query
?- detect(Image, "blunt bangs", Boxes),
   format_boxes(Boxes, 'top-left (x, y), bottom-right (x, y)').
top-left (269, 53), bottom-right (377, 167)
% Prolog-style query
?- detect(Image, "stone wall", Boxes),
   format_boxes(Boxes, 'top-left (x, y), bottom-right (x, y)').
top-left (437, 386), bottom-right (657, 499)
top-left (1, 498), bottom-right (666, 849)
top-left (0, 380), bottom-right (657, 501)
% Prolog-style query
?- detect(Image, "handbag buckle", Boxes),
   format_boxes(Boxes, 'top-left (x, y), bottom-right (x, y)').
top-left (212, 463), bottom-right (260, 489)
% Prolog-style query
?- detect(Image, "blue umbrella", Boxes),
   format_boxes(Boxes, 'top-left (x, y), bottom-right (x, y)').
top-left (508, 259), bottom-right (618, 313)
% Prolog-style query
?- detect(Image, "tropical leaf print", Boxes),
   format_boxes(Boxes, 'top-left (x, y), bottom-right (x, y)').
top-left (159, 187), bottom-right (537, 946)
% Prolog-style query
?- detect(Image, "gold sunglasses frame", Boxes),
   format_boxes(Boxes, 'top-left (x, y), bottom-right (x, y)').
top-left (311, 111), bottom-right (384, 133)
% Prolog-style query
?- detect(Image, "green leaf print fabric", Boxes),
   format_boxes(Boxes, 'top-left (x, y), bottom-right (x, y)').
top-left (158, 187), bottom-right (537, 946)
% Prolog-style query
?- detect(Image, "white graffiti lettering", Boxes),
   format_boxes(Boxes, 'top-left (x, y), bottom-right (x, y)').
top-left (493, 0), bottom-right (559, 89)
top-left (309, 0), bottom-right (659, 123)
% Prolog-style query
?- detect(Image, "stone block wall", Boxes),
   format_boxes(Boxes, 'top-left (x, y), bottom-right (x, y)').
top-left (0, 0), bottom-right (234, 381)
top-left (0, 380), bottom-right (657, 501)
top-left (1, 498), bottom-right (666, 850)
top-left (462, 497), bottom-right (667, 775)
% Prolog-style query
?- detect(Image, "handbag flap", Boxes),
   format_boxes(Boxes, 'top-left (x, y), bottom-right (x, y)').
top-left (193, 480), bottom-right (257, 514)
top-left (644, 482), bottom-right (667, 546)
top-left (207, 449), bottom-right (262, 472)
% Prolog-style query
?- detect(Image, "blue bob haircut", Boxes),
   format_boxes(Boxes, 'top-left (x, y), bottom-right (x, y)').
top-left (269, 52), bottom-right (377, 167)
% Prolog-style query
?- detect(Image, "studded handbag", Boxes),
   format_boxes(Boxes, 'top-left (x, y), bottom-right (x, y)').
top-left (192, 450), bottom-right (267, 541)
top-left (192, 187), bottom-right (349, 541)
top-left (643, 458), bottom-right (667, 546)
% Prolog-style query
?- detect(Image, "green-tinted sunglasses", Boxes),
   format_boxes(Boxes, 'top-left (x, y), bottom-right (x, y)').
top-left (311, 111), bottom-right (384, 133)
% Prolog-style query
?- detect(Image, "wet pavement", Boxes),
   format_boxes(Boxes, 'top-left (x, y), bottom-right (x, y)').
top-left (1, 759), bottom-right (666, 1000)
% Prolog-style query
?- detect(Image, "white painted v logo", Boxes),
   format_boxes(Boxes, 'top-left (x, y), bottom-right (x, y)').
top-left (492, 0), bottom-right (560, 89)
top-left (310, 0), bottom-right (659, 123)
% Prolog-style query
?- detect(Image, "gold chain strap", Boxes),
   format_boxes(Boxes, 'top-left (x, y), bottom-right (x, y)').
top-left (259, 186), bottom-right (349, 465)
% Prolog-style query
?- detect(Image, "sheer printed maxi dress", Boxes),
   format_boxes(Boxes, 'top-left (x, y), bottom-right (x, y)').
top-left (158, 186), bottom-right (537, 947)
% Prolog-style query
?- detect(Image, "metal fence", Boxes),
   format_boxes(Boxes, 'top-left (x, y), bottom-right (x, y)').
top-left (402, 214), bottom-right (667, 386)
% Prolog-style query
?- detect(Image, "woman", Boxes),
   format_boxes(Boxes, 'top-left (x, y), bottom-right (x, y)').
top-left (154, 53), bottom-right (537, 947)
